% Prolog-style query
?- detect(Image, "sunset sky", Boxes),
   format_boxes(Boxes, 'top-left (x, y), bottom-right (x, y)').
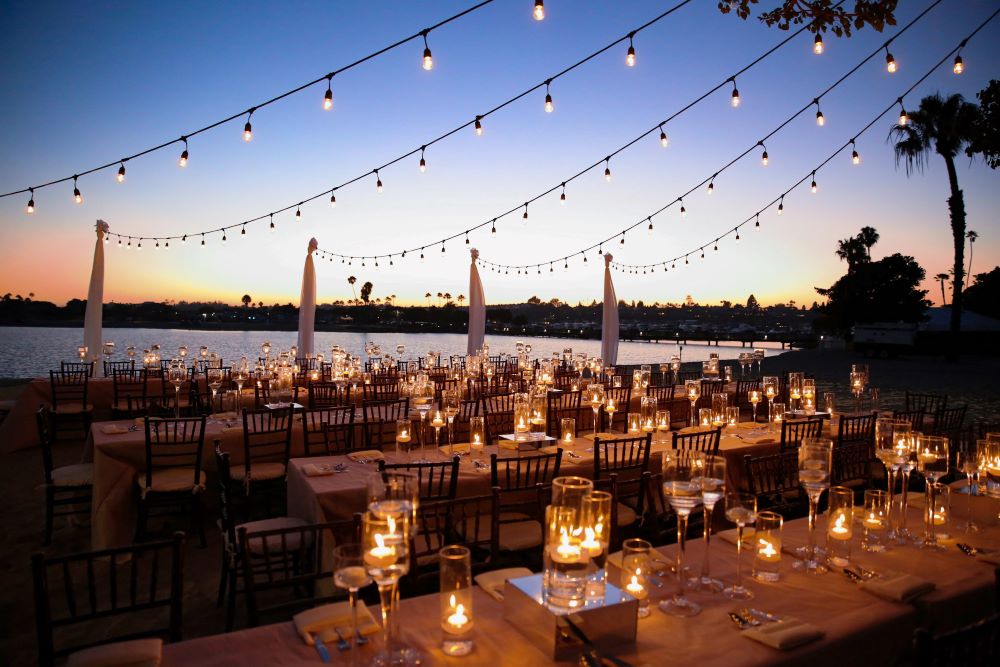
top-left (1, 0), bottom-right (997, 309)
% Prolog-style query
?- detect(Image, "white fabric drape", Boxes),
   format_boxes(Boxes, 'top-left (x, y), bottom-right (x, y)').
top-left (601, 253), bottom-right (619, 365)
top-left (467, 248), bottom-right (486, 355)
top-left (83, 220), bottom-right (108, 362)
top-left (296, 238), bottom-right (318, 357)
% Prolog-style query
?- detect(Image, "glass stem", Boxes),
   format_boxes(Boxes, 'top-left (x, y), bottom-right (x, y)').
top-left (690, 400), bottom-right (697, 427)
top-left (174, 387), bottom-right (180, 418)
top-left (593, 408), bottom-right (600, 435)
top-left (735, 524), bottom-right (744, 589)
top-left (377, 582), bottom-right (397, 651)
top-left (751, 404), bottom-right (757, 424)
top-left (675, 513), bottom-right (689, 600)
top-left (926, 485), bottom-right (936, 544)
top-left (701, 504), bottom-right (713, 579)
top-left (899, 471), bottom-right (910, 533)
top-left (967, 476), bottom-right (974, 525)
top-left (885, 467), bottom-right (897, 529)
top-left (349, 588), bottom-right (359, 649)
top-left (807, 494), bottom-right (819, 562)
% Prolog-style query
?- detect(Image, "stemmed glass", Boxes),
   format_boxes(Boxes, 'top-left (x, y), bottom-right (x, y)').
top-left (443, 389), bottom-right (460, 449)
top-left (587, 384), bottom-right (605, 435)
top-left (412, 378), bottom-right (434, 462)
top-left (896, 429), bottom-right (918, 543)
top-left (362, 512), bottom-right (419, 667)
top-left (748, 390), bottom-right (761, 424)
top-left (794, 438), bottom-right (833, 574)
top-left (693, 454), bottom-right (726, 593)
top-left (762, 376), bottom-right (778, 432)
top-left (333, 543), bottom-right (372, 652)
top-left (102, 341), bottom-right (116, 376)
top-left (916, 435), bottom-right (949, 549)
top-left (685, 380), bottom-right (701, 428)
top-left (234, 357), bottom-right (249, 402)
top-left (660, 449), bottom-right (704, 617)
top-left (168, 364), bottom-right (185, 418)
top-left (956, 442), bottom-right (982, 533)
top-left (207, 368), bottom-right (223, 414)
top-left (396, 344), bottom-right (405, 361)
top-left (874, 418), bottom-right (903, 538)
top-left (753, 348), bottom-right (765, 374)
top-left (431, 410), bottom-right (446, 452)
top-left (850, 371), bottom-right (866, 414)
top-left (723, 492), bottom-right (758, 600)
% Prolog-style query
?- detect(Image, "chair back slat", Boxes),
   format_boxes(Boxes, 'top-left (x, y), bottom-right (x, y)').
top-left (593, 434), bottom-right (651, 480)
top-left (379, 458), bottom-right (459, 502)
top-left (779, 417), bottom-right (825, 451)
top-left (242, 408), bottom-right (294, 469)
top-left (671, 427), bottom-right (722, 455)
top-left (744, 451), bottom-right (801, 513)
top-left (307, 382), bottom-right (352, 408)
top-left (483, 411), bottom-right (513, 444)
top-left (362, 398), bottom-right (409, 449)
top-left (481, 392), bottom-right (517, 414)
top-left (837, 412), bottom-right (876, 446)
top-left (906, 391), bottom-right (948, 415)
top-left (490, 451), bottom-right (563, 490)
top-left (49, 370), bottom-right (90, 410)
top-left (646, 384), bottom-right (675, 401)
top-left (300, 406), bottom-right (355, 455)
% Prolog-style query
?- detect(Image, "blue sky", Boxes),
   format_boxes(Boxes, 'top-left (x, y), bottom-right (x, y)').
top-left (0, 0), bottom-right (997, 307)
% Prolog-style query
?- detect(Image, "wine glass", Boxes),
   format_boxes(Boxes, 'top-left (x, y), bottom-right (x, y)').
top-left (587, 384), bottom-right (605, 435)
top-left (685, 380), bottom-right (701, 428)
top-left (748, 390), bottom-right (761, 424)
top-left (956, 442), bottom-right (982, 533)
top-left (362, 512), bottom-right (420, 667)
top-left (850, 371), bottom-right (866, 414)
top-left (234, 357), bottom-right (249, 402)
top-left (396, 344), bottom-right (405, 360)
top-left (177, 345), bottom-right (188, 360)
top-left (411, 378), bottom-right (434, 462)
top-left (916, 435), bottom-right (949, 549)
top-left (367, 471), bottom-right (419, 536)
top-left (794, 438), bottom-right (833, 574)
top-left (443, 389), bottom-right (460, 449)
top-left (723, 492), bottom-right (758, 600)
top-left (207, 368), bottom-right (223, 414)
top-left (659, 449), bottom-right (704, 617)
top-left (874, 418), bottom-right (905, 539)
top-left (762, 376), bottom-right (778, 432)
top-left (693, 454), bottom-right (726, 593)
top-left (896, 428), bottom-right (919, 543)
top-left (333, 543), bottom-right (373, 651)
top-left (167, 364), bottom-right (185, 418)
top-left (753, 348), bottom-right (765, 374)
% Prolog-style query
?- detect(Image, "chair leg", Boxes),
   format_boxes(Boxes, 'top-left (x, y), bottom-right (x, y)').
top-left (192, 494), bottom-right (207, 548)
top-left (225, 567), bottom-right (238, 632)
top-left (135, 497), bottom-right (148, 543)
top-left (216, 552), bottom-right (228, 608)
top-left (44, 488), bottom-right (54, 546)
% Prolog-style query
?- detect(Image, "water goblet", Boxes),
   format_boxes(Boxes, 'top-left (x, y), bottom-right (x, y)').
top-left (916, 435), bottom-right (949, 549)
top-left (333, 543), bottom-right (373, 651)
top-left (659, 449), bottom-right (703, 617)
top-left (723, 492), bottom-right (757, 600)
top-left (685, 380), bottom-right (701, 428)
top-left (794, 438), bottom-right (833, 574)
top-left (693, 454), bottom-right (726, 593)
top-left (207, 367), bottom-right (223, 413)
top-left (362, 512), bottom-right (420, 667)
top-left (956, 442), bottom-right (982, 533)
top-left (587, 384), bottom-right (605, 435)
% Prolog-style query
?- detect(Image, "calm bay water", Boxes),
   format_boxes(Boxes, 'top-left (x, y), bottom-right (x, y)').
top-left (0, 326), bottom-right (785, 378)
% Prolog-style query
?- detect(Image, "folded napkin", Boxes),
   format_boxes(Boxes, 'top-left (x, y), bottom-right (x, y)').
top-left (101, 424), bottom-right (130, 435)
top-left (347, 449), bottom-right (384, 462)
top-left (293, 601), bottom-right (380, 646)
top-left (211, 411), bottom-right (239, 421)
top-left (498, 441), bottom-right (519, 451)
top-left (301, 463), bottom-right (336, 477)
top-left (581, 432), bottom-right (620, 441)
top-left (439, 442), bottom-right (471, 455)
top-left (738, 430), bottom-right (777, 445)
top-left (67, 638), bottom-right (163, 667)
top-left (743, 618), bottom-right (824, 650)
top-left (221, 426), bottom-right (243, 435)
top-left (859, 572), bottom-right (935, 602)
top-left (718, 528), bottom-right (755, 548)
top-left (475, 567), bottom-right (533, 602)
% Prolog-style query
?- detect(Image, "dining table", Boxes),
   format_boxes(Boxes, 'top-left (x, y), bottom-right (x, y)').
top-left (162, 491), bottom-right (1000, 666)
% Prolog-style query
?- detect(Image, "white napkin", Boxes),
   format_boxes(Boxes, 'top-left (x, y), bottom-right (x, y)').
top-left (293, 601), bottom-right (379, 645)
top-left (859, 571), bottom-right (935, 602)
top-left (743, 618), bottom-right (824, 650)
top-left (67, 638), bottom-right (162, 667)
top-left (301, 463), bottom-right (336, 477)
top-left (475, 567), bottom-right (533, 602)
top-left (347, 449), bottom-right (384, 462)
top-left (101, 424), bottom-right (129, 435)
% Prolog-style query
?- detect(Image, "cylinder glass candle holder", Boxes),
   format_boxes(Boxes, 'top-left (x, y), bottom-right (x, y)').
top-left (529, 390), bottom-right (548, 432)
top-left (826, 486), bottom-right (854, 567)
top-left (395, 419), bottom-right (412, 458)
top-left (612, 375), bottom-right (623, 388)
top-left (655, 410), bottom-right (670, 433)
top-left (753, 511), bottom-right (783, 582)
top-left (929, 482), bottom-right (950, 541)
top-left (469, 416), bottom-right (485, 458)
top-left (560, 417), bottom-right (576, 447)
top-left (582, 490), bottom-right (612, 598)
top-left (711, 393), bottom-right (728, 426)
top-left (640, 397), bottom-right (657, 433)
top-left (551, 476), bottom-right (594, 511)
top-left (771, 403), bottom-right (786, 425)
top-left (824, 392), bottom-right (836, 416)
top-left (802, 378), bottom-right (816, 414)
top-left (514, 401), bottom-right (531, 435)
top-left (985, 441), bottom-right (1000, 498)
top-left (621, 538), bottom-right (652, 618)
top-left (543, 505), bottom-right (588, 609)
top-left (699, 408), bottom-right (712, 428)
top-left (862, 490), bottom-right (890, 552)
top-left (627, 412), bottom-right (642, 434)
top-left (440, 545), bottom-right (474, 656)
top-left (726, 407), bottom-right (740, 429)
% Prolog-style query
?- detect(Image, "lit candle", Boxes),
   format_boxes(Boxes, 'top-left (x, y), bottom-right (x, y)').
top-left (443, 595), bottom-right (472, 635)
top-left (396, 430), bottom-right (410, 444)
top-left (563, 431), bottom-right (573, 444)
top-left (642, 419), bottom-right (655, 433)
top-left (606, 399), bottom-right (616, 414)
top-left (828, 512), bottom-right (852, 540)
top-left (365, 534), bottom-right (396, 567)
top-left (515, 416), bottom-right (528, 432)
top-left (432, 411), bottom-right (445, 427)
top-left (863, 512), bottom-right (885, 530)
top-left (550, 530), bottom-right (583, 563)
top-left (625, 573), bottom-right (647, 600)
top-left (758, 538), bottom-right (781, 562)
top-left (932, 511), bottom-right (946, 526)
top-left (918, 450), bottom-right (937, 465)
top-left (702, 416), bottom-right (710, 427)
top-left (580, 527), bottom-right (603, 557)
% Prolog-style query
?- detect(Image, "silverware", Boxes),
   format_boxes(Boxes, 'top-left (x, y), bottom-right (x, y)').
top-left (728, 610), bottom-right (760, 629)
top-left (729, 611), bottom-right (752, 630)
top-left (355, 628), bottom-right (368, 645)
top-left (842, 567), bottom-right (863, 583)
top-left (310, 633), bottom-right (330, 662)
top-left (745, 608), bottom-right (783, 623)
top-left (957, 543), bottom-right (993, 557)
top-left (332, 627), bottom-right (350, 651)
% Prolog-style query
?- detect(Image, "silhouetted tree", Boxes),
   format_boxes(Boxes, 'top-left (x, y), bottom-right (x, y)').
top-left (890, 92), bottom-right (981, 360)
top-left (968, 79), bottom-right (1000, 168)
top-left (720, 1), bottom-right (898, 36)
top-left (934, 273), bottom-right (950, 305)
top-left (963, 267), bottom-right (1000, 319)
top-left (242, 294), bottom-right (252, 308)
top-left (965, 230), bottom-right (979, 288)
top-left (360, 281), bottom-right (373, 304)
top-left (347, 276), bottom-right (357, 302)
top-left (858, 226), bottom-right (880, 260)
top-left (815, 253), bottom-right (929, 333)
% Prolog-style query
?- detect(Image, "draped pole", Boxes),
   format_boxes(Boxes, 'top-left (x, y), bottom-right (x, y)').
top-left (601, 253), bottom-right (619, 365)
top-left (83, 220), bottom-right (108, 366)
top-left (468, 248), bottom-right (486, 355)
top-left (296, 238), bottom-right (318, 357)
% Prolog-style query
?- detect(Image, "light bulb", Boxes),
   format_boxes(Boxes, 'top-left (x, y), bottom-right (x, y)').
top-left (323, 88), bottom-right (333, 111)
top-left (898, 108), bottom-right (907, 126)
top-left (117, 163), bottom-right (126, 183)
top-left (330, 193), bottom-right (337, 207)
top-left (811, 174), bottom-right (818, 193)
top-left (474, 116), bottom-right (483, 135)
top-left (778, 200), bottom-right (784, 215)
top-left (604, 163), bottom-right (611, 182)
top-left (761, 149), bottom-right (769, 166)
top-left (755, 215), bottom-right (761, 229)
top-left (269, 216), bottom-right (275, 232)
top-left (243, 120), bottom-right (253, 142)
top-left (545, 93), bottom-right (553, 113)
top-left (419, 156), bottom-right (426, 172)
top-left (659, 128), bottom-right (668, 148)
top-left (680, 203), bottom-right (686, 217)
top-left (375, 171), bottom-right (383, 193)
top-left (735, 232), bottom-right (740, 242)
top-left (422, 47), bottom-right (433, 71)
top-left (73, 179), bottom-right (83, 204)
top-left (886, 51), bottom-right (896, 73)
top-left (731, 87), bottom-right (740, 108)
top-left (953, 55), bottom-right (963, 74)
top-left (533, 0), bottom-right (544, 21)
top-left (179, 148), bottom-right (188, 167)
top-left (816, 110), bottom-right (825, 126)
top-left (241, 225), bottom-right (246, 236)
top-left (707, 181), bottom-right (714, 195)
top-left (296, 206), bottom-right (302, 221)
top-left (814, 33), bottom-right (824, 54)
top-left (852, 148), bottom-right (860, 165)
top-left (647, 219), bottom-right (653, 235)
top-left (626, 44), bottom-right (636, 67)
top-left (560, 185), bottom-right (566, 204)
top-left (523, 205), bottom-right (529, 222)
top-left (222, 232), bottom-right (227, 244)
top-left (117, 238), bottom-right (122, 247)
top-left (491, 221), bottom-right (497, 236)
top-left (182, 235), bottom-right (187, 243)
top-left (26, 189), bottom-right (34, 214)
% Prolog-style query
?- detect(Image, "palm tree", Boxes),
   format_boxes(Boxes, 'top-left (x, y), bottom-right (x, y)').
top-left (241, 294), bottom-right (252, 308)
top-left (835, 237), bottom-right (867, 270)
top-left (436, 291), bottom-right (443, 306)
top-left (443, 292), bottom-right (452, 304)
top-left (965, 230), bottom-right (979, 288)
top-left (457, 294), bottom-right (465, 306)
top-left (889, 92), bottom-right (981, 360)
top-left (425, 292), bottom-right (432, 306)
top-left (934, 273), bottom-right (950, 305)
top-left (857, 226), bottom-right (880, 260)
top-left (347, 276), bottom-right (357, 303)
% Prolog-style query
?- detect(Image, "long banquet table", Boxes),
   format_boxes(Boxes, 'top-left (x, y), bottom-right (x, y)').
top-left (162, 494), bottom-right (999, 666)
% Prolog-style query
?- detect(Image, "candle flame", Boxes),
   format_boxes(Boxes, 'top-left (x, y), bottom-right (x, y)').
top-left (374, 533), bottom-right (385, 549)
top-left (759, 538), bottom-right (778, 557)
top-left (387, 516), bottom-right (396, 534)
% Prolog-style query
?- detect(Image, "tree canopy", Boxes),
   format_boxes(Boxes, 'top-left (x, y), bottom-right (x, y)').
top-left (719, 1), bottom-right (897, 36)
top-left (815, 253), bottom-right (929, 333)
top-left (963, 267), bottom-right (1000, 320)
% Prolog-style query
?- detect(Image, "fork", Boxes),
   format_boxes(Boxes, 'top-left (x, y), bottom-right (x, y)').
top-left (354, 628), bottom-right (368, 645)
top-left (331, 627), bottom-right (351, 651)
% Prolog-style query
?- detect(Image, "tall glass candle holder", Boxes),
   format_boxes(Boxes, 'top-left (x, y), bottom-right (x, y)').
top-left (655, 410), bottom-right (670, 443)
top-left (469, 416), bottom-right (485, 459)
top-left (753, 511), bottom-right (783, 582)
top-left (440, 545), bottom-right (474, 656)
top-left (587, 384), bottom-right (606, 436)
top-left (824, 392), bottom-right (836, 417)
top-left (395, 419), bottom-right (412, 459)
top-left (514, 397), bottom-right (531, 436)
top-left (621, 538), bottom-right (652, 618)
top-left (788, 372), bottom-right (803, 412)
top-left (771, 403), bottom-right (786, 427)
top-left (826, 486), bottom-right (853, 567)
top-left (560, 417), bottom-right (576, 447)
top-left (685, 381), bottom-right (701, 427)
top-left (363, 511), bottom-right (419, 667)
top-left (762, 376), bottom-right (778, 431)
top-left (551, 476), bottom-right (593, 511)
top-left (802, 378), bottom-right (816, 414)
top-left (711, 393), bottom-right (728, 426)
top-left (627, 412), bottom-right (642, 434)
top-left (529, 389), bottom-right (547, 433)
top-left (726, 407), bottom-right (740, 430)
top-left (543, 505), bottom-right (588, 609)
top-left (861, 490), bottom-right (890, 552)
top-left (640, 397), bottom-right (657, 434)
top-left (929, 482), bottom-right (950, 542)
top-left (795, 439), bottom-right (833, 574)
top-left (582, 490), bottom-right (611, 598)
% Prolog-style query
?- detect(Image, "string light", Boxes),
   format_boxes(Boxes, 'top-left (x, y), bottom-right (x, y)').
top-left (323, 75), bottom-right (334, 110)
top-left (182, 234), bottom-right (187, 243)
top-left (885, 47), bottom-right (896, 73)
top-left (777, 197), bottom-right (784, 216)
top-left (680, 198), bottom-right (686, 217)
top-left (659, 125), bottom-right (668, 148)
top-left (810, 171), bottom-right (818, 193)
top-left (296, 205), bottom-right (302, 221)
top-left (560, 182), bottom-right (566, 204)
top-left (222, 231), bottom-right (227, 244)
top-left (898, 99), bottom-right (908, 126)
top-left (760, 141), bottom-right (769, 166)
top-left (735, 230), bottom-right (741, 242)
top-left (241, 224), bottom-right (246, 236)
top-left (544, 80), bottom-right (554, 113)
top-left (375, 169), bottom-right (383, 193)
top-left (851, 140), bottom-right (860, 165)
top-left (730, 78), bottom-right (740, 108)
top-left (814, 33), bottom-right (824, 55)
top-left (626, 33), bottom-right (636, 67)
top-left (441, 241), bottom-right (446, 253)
top-left (421, 30), bottom-right (434, 70)
top-left (200, 235), bottom-right (205, 247)
top-left (620, 232), bottom-right (625, 245)
top-left (26, 188), bottom-right (34, 215)
top-left (116, 161), bottom-right (126, 183)
top-left (522, 203), bottom-right (529, 222)
top-left (647, 217), bottom-right (653, 235)
top-left (178, 137), bottom-right (189, 167)
top-left (419, 146), bottom-right (427, 172)
top-left (491, 219), bottom-right (497, 236)
top-left (465, 232), bottom-right (469, 244)
top-left (604, 157), bottom-right (612, 182)
top-left (243, 109), bottom-right (254, 142)
top-left (814, 99), bottom-right (825, 126)
top-left (73, 176), bottom-right (82, 204)
top-left (330, 191), bottom-right (337, 207)
top-left (117, 237), bottom-right (122, 247)
top-left (953, 54), bottom-right (964, 74)
top-left (474, 115), bottom-right (483, 136)
top-left (707, 175), bottom-right (715, 195)
top-left (269, 214), bottom-right (275, 232)
top-left (533, 0), bottom-right (544, 21)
